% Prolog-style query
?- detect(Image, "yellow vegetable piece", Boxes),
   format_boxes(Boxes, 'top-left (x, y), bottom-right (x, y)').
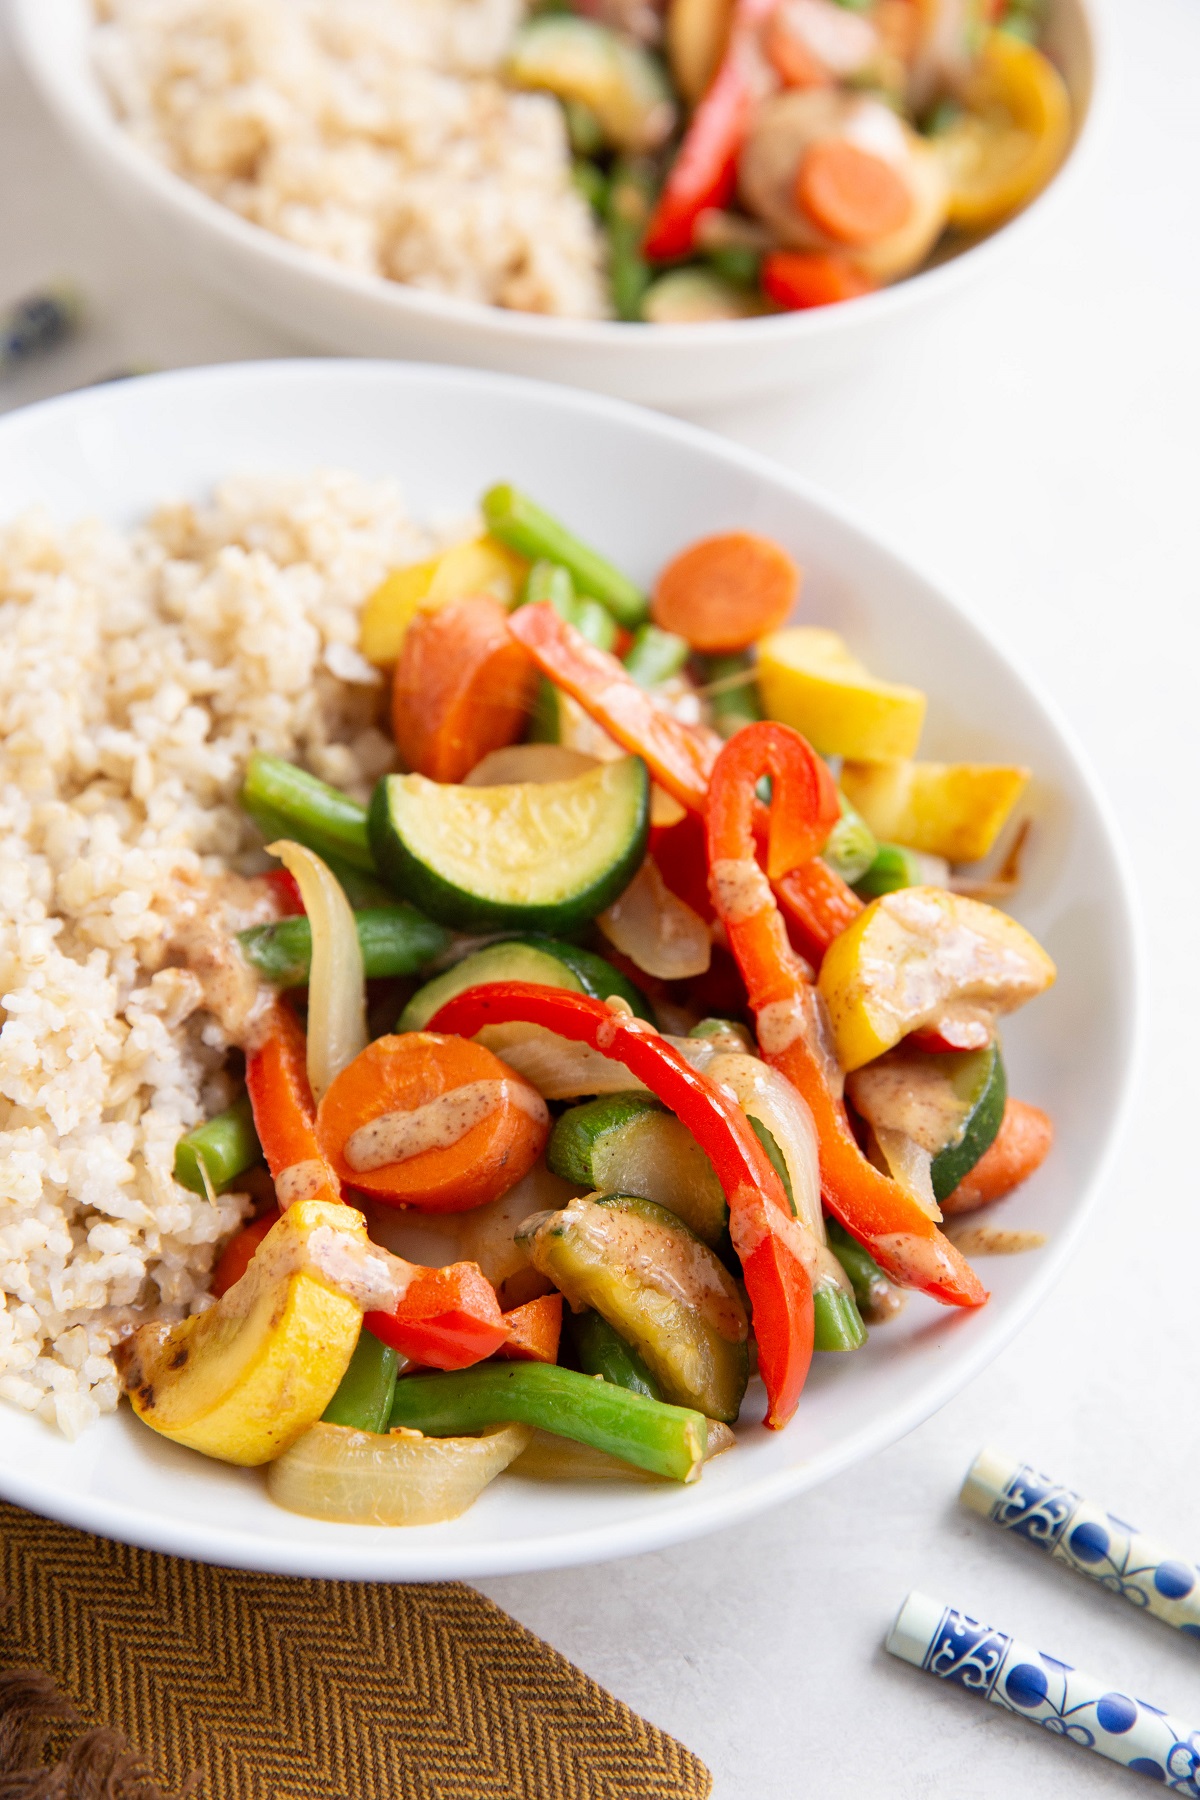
top-left (667, 0), bottom-right (733, 103)
top-left (818, 886), bottom-right (1056, 1072)
top-left (756, 627), bottom-right (926, 761)
top-left (116, 1199), bottom-right (366, 1466)
top-left (360, 535), bottom-right (528, 667)
top-left (841, 759), bottom-right (1030, 863)
top-left (934, 33), bottom-right (1071, 232)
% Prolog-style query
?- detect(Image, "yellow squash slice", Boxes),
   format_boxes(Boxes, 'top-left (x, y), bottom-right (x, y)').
top-left (756, 627), bottom-right (926, 761)
top-left (360, 535), bottom-right (528, 667)
top-left (840, 758), bottom-right (1029, 863)
top-left (934, 32), bottom-right (1071, 232)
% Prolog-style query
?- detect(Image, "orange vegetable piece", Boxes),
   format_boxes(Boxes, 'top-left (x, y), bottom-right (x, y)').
top-left (795, 139), bottom-right (913, 246)
top-left (942, 1099), bottom-right (1053, 1216)
top-left (765, 13), bottom-right (830, 88)
top-left (210, 1209), bottom-right (281, 1299)
top-left (761, 250), bottom-right (876, 310)
top-left (316, 1032), bottom-right (549, 1213)
top-left (245, 1001), bottom-right (343, 1208)
top-left (391, 596), bottom-right (537, 784)
top-left (652, 531), bottom-right (799, 654)
top-left (499, 1292), bottom-right (564, 1364)
top-left (367, 1263), bottom-right (509, 1370)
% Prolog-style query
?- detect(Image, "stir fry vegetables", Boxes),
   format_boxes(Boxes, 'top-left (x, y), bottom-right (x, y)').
top-left (501, 0), bottom-right (1071, 322)
top-left (131, 484), bottom-right (1061, 1528)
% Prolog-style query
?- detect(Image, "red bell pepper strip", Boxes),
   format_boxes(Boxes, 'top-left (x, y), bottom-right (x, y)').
top-left (427, 981), bottom-right (814, 1429)
top-left (211, 1209), bottom-right (281, 1298)
top-left (365, 1264), bottom-right (509, 1371)
top-left (498, 1292), bottom-right (564, 1364)
top-left (761, 252), bottom-right (876, 311)
top-left (244, 1002), bottom-right (505, 1367)
top-left (508, 602), bottom-right (862, 963)
top-left (265, 867), bottom-right (305, 916)
top-left (643, 0), bottom-right (779, 261)
top-left (706, 723), bottom-right (989, 1309)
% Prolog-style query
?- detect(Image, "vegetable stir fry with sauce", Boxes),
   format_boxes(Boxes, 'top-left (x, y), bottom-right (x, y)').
top-left (120, 488), bottom-right (1057, 1525)
top-left (522, 0), bottom-right (1072, 319)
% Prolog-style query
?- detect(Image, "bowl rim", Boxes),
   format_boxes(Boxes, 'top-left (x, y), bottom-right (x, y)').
top-left (10, 0), bottom-right (1111, 358)
top-left (0, 357), bottom-right (1142, 1578)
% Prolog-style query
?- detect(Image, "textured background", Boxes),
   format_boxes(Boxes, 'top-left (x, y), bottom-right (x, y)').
top-left (1, 0), bottom-right (1198, 1793)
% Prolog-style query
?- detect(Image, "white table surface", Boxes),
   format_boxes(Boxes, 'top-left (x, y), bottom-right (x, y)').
top-left (2, 3), bottom-right (1197, 1793)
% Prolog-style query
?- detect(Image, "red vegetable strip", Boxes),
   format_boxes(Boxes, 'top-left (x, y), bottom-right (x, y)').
top-left (245, 1001), bottom-right (342, 1205)
top-left (706, 724), bottom-right (989, 1309)
top-left (366, 1263), bottom-right (508, 1371)
top-left (427, 981), bottom-right (814, 1429)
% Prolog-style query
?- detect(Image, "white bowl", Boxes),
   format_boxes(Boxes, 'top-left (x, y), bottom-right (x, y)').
top-left (11, 0), bottom-right (1103, 411)
top-left (0, 360), bottom-right (1136, 1578)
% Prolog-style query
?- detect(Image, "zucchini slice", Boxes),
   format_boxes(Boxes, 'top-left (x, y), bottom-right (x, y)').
top-left (571, 1308), bottom-right (663, 1401)
top-left (399, 937), bottom-right (653, 1032)
top-left (519, 1193), bottom-right (749, 1422)
top-left (369, 756), bottom-right (650, 933)
top-left (930, 1044), bottom-right (1007, 1202)
top-left (547, 1093), bottom-right (727, 1248)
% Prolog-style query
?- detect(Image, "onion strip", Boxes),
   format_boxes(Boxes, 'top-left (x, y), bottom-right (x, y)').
top-left (267, 1420), bottom-right (531, 1525)
top-left (268, 839), bottom-right (367, 1101)
top-left (599, 857), bottom-right (711, 980)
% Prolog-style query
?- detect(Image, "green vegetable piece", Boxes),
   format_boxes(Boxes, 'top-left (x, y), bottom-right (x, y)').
top-left (746, 1119), bottom-right (866, 1350)
top-left (173, 1094), bottom-right (260, 1197)
top-left (399, 935), bottom-right (653, 1032)
top-left (572, 1308), bottom-right (662, 1400)
top-left (242, 753), bottom-right (374, 872)
top-left (389, 1362), bottom-right (710, 1482)
top-left (929, 1045), bottom-right (1007, 1203)
top-left (704, 244), bottom-right (762, 288)
top-left (507, 16), bottom-right (675, 154)
top-left (519, 1194), bottom-right (749, 1421)
top-left (239, 906), bottom-right (450, 988)
top-left (826, 1218), bottom-right (897, 1323)
top-left (702, 652), bottom-right (763, 739)
top-left (688, 1017), bottom-right (755, 1051)
top-left (623, 622), bottom-right (689, 689)
top-left (824, 792), bottom-right (879, 886)
top-left (641, 268), bottom-right (760, 325)
top-left (606, 157), bottom-right (657, 322)
top-left (519, 560), bottom-right (618, 652)
top-left (482, 484), bottom-right (648, 628)
top-left (369, 757), bottom-right (650, 933)
top-left (564, 97), bottom-right (606, 158)
top-left (321, 1328), bottom-right (399, 1434)
top-left (854, 841), bottom-right (924, 898)
top-left (547, 1093), bottom-right (727, 1245)
top-left (749, 1116), bottom-right (796, 1216)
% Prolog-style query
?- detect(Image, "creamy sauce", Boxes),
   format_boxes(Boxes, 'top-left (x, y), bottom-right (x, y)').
top-left (847, 1054), bottom-right (970, 1154)
top-left (757, 988), bottom-right (845, 1098)
top-left (947, 1225), bottom-right (1046, 1257)
top-left (549, 1197), bottom-right (748, 1343)
top-left (275, 1159), bottom-right (335, 1210)
top-left (158, 869), bottom-right (279, 1046)
top-left (344, 1080), bottom-right (547, 1174)
top-left (709, 857), bottom-right (774, 924)
top-left (872, 1229), bottom-right (969, 1292)
top-left (254, 1218), bottom-right (417, 1313)
top-left (858, 887), bottom-right (1054, 1039)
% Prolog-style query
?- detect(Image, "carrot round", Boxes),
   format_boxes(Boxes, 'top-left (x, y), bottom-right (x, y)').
top-left (316, 1032), bottom-right (550, 1212)
top-left (652, 532), bottom-right (799, 654)
top-left (795, 140), bottom-right (912, 246)
top-left (211, 1209), bottom-right (281, 1298)
top-left (942, 1099), bottom-right (1053, 1216)
top-left (761, 250), bottom-right (876, 310)
top-left (391, 596), bottom-right (537, 785)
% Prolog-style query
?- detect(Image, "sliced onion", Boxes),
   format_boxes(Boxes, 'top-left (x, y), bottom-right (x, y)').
top-left (478, 1021), bottom-right (652, 1099)
top-left (464, 744), bottom-right (599, 787)
top-left (871, 1126), bottom-right (941, 1221)
top-left (599, 857), bottom-right (711, 980)
top-left (511, 1429), bottom-right (668, 1483)
top-left (266, 1420), bottom-right (531, 1525)
top-left (268, 839), bottom-right (367, 1101)
top-left (705, 1051), bottom-right (851, 1294)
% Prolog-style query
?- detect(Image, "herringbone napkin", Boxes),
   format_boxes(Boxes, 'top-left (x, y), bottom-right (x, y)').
top-left (0, 1502), bottom-right (711, 1800)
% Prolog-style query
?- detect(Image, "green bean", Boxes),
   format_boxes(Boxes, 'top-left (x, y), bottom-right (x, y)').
top-left (572, 158), bottom-right (609, 213)
top-left (813, 1284), bottom-right (868, 1353)
top-left (623, 623), bottom-right (689, 688)
top-left (520, 561), bottom-right (617, 651)
top-left (482, 486), bottom-right (647, 628)
top-left (388, 1363), bottom-right (709, 1481)
top-left (705, 245), bottom-right (761, 288)
top-left (605, 158), bottom-right (657, 324)
top-left (322, 1328), bottom-right (400, 1433)
top-left (564, 99), bottom-right (605, 159)
top-left (823, 792), bottom-right (878, 885)
top-left (241, 754), bottom-right (373, 872)
top-left (826, 1219), bottom-right (897, 1323)
top-left (702, 652), bottom-right (763, 739)
top-left (173, 1094), bottom-right (260, 1197)
top-left (853, 841), bottom-right (922, 898)
top-left (571, 1309), bottom-right (662, 1401)
top-left (238, 906), bottom-right (449, 987)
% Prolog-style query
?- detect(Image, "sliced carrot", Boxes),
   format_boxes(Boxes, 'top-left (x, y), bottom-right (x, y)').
top-left (210, 1209), bottom-right (281, 1299)
top-left (367, 1263), bottom-right (508, 1369)
top-left (245, 1001), bottom-right (343, 1209)
top-left (652, 532), bottom-right (800, 654)
top-left (499, 1292), bottom-right (564, 1364)
top-left (765, 14), bottom-right (831, 88)
top-left (942, 1099), bottom-right (1054, 1216)
top-left (761, 250), bottom-right (876, 310)
top-left (316, 1032), bottom-right (550, 1213)
top-left (796, 139), bottom-right (913, 246)
top-left (391, 596), bottom-right (538, 785)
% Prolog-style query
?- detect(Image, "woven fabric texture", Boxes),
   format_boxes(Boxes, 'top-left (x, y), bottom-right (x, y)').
top-left (0, 1503), bottom-right (711, 1800)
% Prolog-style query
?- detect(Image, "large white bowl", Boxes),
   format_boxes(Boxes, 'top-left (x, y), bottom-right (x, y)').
top-left (11, 0), bottom-right (1103, 410)
top-left (0, 360), bottom-right (1136, 1579)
